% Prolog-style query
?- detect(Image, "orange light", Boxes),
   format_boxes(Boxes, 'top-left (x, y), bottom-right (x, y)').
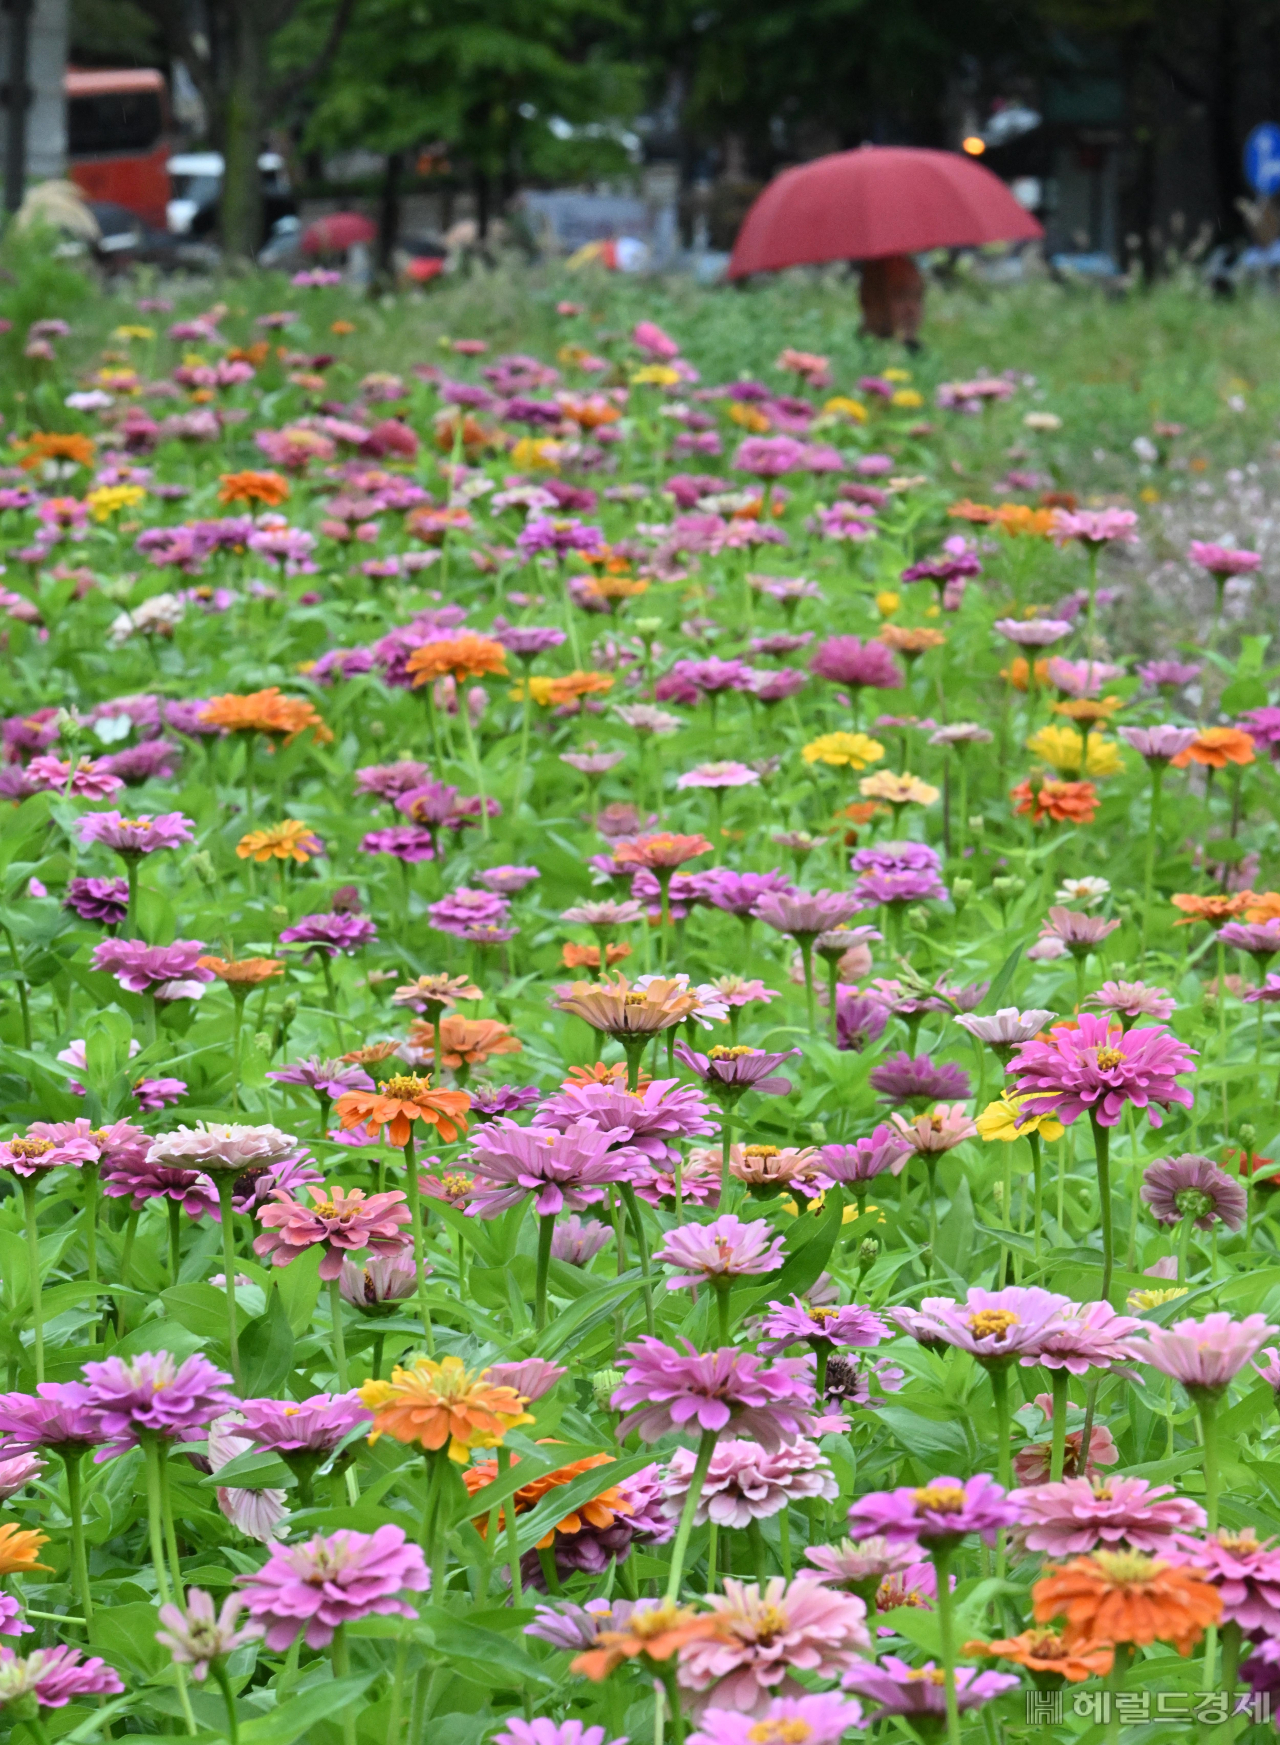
top-left (962, 136), bottom-right (986, 155)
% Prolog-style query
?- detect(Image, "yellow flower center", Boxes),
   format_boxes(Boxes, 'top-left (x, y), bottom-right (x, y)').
top-left (709, 1045), bottom-right (755, 1059)
top-left (623, 993), bottom-right (649, 1006)
top-left (1095, 1047), bottom-right (1126, 1069)
top-left (742, 1144), bottom-right (780, 1158)
top-left (914, 1485), bottom-right (967, 1514)
top-left (967, 1309), bottom-right (1020, 1340)
top-left (748, 1724), bottom-right (813, 1745)
top-left (441, 1173), bottom-right (472, 1197)
top-left (9, 1137), bottom-right (53, 1158)
top-left (383, 1074), bottom-right (428, 1099)
top-left (628, 1604), bottom-right (687, 1639)
top-left (1091, 1549), bottom-right (1159, 1584)
top-left (752, 1604), bottom-right (790, 1640)
top-left (906, 1668), bottom-right (947, 1686)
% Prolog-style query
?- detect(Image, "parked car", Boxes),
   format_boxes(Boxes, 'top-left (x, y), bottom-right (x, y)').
top-left (166, 151), bottom-right (297, 239)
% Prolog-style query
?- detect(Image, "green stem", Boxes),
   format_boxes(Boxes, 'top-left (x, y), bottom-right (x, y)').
top-left (82, 1162), bottom-right (99, 1340)
top-left (1140, 763), bottom-right (1164, 959)
top-left (168, 1196), bottom-right (183, 1286)
top-left (664, 1428), bottom-right (717, 1604)
top-left (328, 1276), bottom-right (349, 1391)
top-left (1028, 1130), bottom-right (1042, 1263)
top-left (1091, 1114), bottom-right (1114, 1305)
top-left (1177, 1212), bottom-right (1194, 1285)
top-left (1200, 1394), bottom-right (1221, 1532)
top-left (212, 1661), bottom-right (241, 1745)
top-left (535, 1212), bottom-right (555, 1333)
top-left (21, 1177), bottom-right (43, 1385)
top-left (497, 1444), bottom-right (522, 1605)
top-left (402, 1136), bottom-right (435, 1353)
top-left (214, 1174), bottom-right (241, 1386)
top-left (715, 1282), bottom-right (732, 1346)
top-left (230, 989), bottom-right (248, 1113)
top-left (158, 1444), bottom-right (185, 1598)
top-left (141, 1435), bottom-right (172, 1606)
top-left (931, 1545), bottom-right (962, 1745)
top-left (1049, 1368), bottom-right (1070, 1482)
top-left (618, 1181), bottom-right (655, 1335)
top-left (62, 1451), bottom-right (93, 1634)
top-left (989, 1363), bottom-right (1012, 1490)
top-left (331, 1625), bottom-right (357, 1745)
top-left (458, 696), bottom-right (490, 840)
top-left (798, 937), bottom-right (817, 1037)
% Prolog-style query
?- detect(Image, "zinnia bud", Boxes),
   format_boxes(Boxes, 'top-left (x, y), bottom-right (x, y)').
top-left (591, 1368), bottom-right (624, 1414)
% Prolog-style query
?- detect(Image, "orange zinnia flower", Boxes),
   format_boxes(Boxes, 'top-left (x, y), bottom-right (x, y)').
top-left (1032, 1550), bottom-right (1221, 1656)
top-left (199, 955), bottom-right (284, 986)
top-left (341, 1041), bottom-right (403, 1067)
top-left (17, 431), bottom-right (96, 471)
top-left (947, 499), bottom-right (999, 523)
top-left (464, 1450), bottom-right (630, 1543)
top-left (1245, 891), bottom-right (1280, 923)
top-left (614, 832), bottom-right (713, 871)
top-left (217, 470), bottom-right (290, 506)
top-left (1170, 891), bottom-right (1253, 927)
top-left (1170, 727), bottom-right (1255, 769)
top-left (407, 1015), bottom-right (522, 1069)
top-left (392, 973), bottom-right (483, 1012)
top-left (561, 1061), bottom-right (649, 1091)
top-left (993, 503), bottom-right (1057, 538)
top-left (552, 974), bottom-right (703, 1037)
top-left (1000, 656), bottom-right (1051, 692)
top-left (963, 1627), bottom-right (1112, 1683)
top-left (561, 941), bottom-right (632, 971)
top-left (201, 688), bottom-right (331, 743)
top-left (0, 1522), bottom-right (50, 1574)
top-left (359, 1355), bottom-right (532, 1459)
top-left (227, 340), bottom-right (271, 366)
top-left (236, 820), bottom-right (323, 864)
top-left (879, 624), bottom-right (945, 654)
top-left (335, 1072), bottom-right (470, 1146)
top-left (572, 1604), bottom-right (724, 1681)
top-left (1053, 696), bottom-right (1124, 725)
top-left (1011, 778), bottom-right (1099, 825)
top-left (405, 635), bottom-right (508, 685)
top-left (547, 670), bottom-right (614, 706)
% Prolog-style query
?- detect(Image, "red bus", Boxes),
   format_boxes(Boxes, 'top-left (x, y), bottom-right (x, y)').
top-left (65, 68), bottom-right (171, 230)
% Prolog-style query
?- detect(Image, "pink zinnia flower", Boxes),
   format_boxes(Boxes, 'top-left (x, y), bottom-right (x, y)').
top-left (1051, 507), bottom-right (1139, 547)
top-left (1010, 1475), bottom-right (1205, 1556)
top-left (498, 1723), bottom-right (624, 1745)
top-left (1171, 1528), bottom-right (1280, 1633)
top-left (1141, 1154), bottom-right (1246, 1231)
top-left (1120, 1312), bottom-right (1276, 1401)
top-left (1009, 1012), bottom-right (1196, 1128)
top-left (809, 636), bottom-right (903, 693)
top-left (805, 1537), bottom-right (920, 1589)
top-left (817, 1128), bottom-right (912, 1186)
top-left (611, 1338), bottom-right (815, 1450)
top-left (466, 1120), bottom-right (645, 1218)
top-left (1117, 724), bottom-right (1200, 765)
top-left (688, 1693), bottom-right (864, 1745)
top-left (234, 1392), bottom-right (373, 1455)
top-left (1013, 1392), bottom-right (1118, 1485)
top-left (677, 1577), bottom-right (871, 1713)
top-left (484, 1359), bottom-right (566, 1401)
top-left (80, 1350), bottom-right (236, 1459)
top-left (655, 1214), bottom-right (787, 1288)
top-left (1085, 980), bottom-right (1176, 1026)
top-left (758, 1298), bottom-right (887, 1355)
top-left (91, 937), bottom-right (216, 999)
top-left (209, 1414), bottom-right (287, 1542)
top-left (156, 1588), bottom-right (263, 1679)
top-left (77, 811), bottom-right (195, 856)
top-left (237, 1524), bottom-right (429, 1649)
top-left (253, 1183), bottom-right (410, 1279)
top-left (0, 1644), bottom-right (123, 1708)
top-left (887, 1286), bottom-right (1071, 1366)
top-left (0, 1449), bottom-right (44, 1499)
top-left (26, 754), bottom-right (123, 799)
top-left (0, 1382), bottom-right (106, 1455)
top-left (889, 1103), bottom-right (977, 1153)
top-left (338, 1249), bottom-right (421, 1309)
top-left (846, 1473), bottom-right (1018, 1548)
top-left (841, 1656), bottom-right (1017, 1721)
top-left (661, 1438), bottom-right (837, 1528)
top-left (1034, 1300), bottom-right (1145, 1374)
top-left (993, 617), bottom-right (1073, 646)
top-left (1188, 541), bottom-right (1262, 578)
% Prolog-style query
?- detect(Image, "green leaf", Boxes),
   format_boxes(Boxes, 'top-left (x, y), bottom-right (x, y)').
top-left (876, 1406), bottom-right (971, 1460)
top-left (414, 1610), bottom-right (556, 1688)
top-left (981, 939), bottom-right (1029, 1013)
top-left (239, 1285), bottom-right (297, 1398)
top-left (235, 1675), bottom-right (376, 1745)
top-left (162, 1283), bottom-right (247, 1343)
top-left (534, 1273), bottom-right (645, 1357)
top-left (511, 1451), bottom-right (653, 1556)
top-left (738, 1192), bottom-right (843, 1315)
top-left (936, 1176), bottom-right (974, 1276)
top-left (271, 1245), bottom-right (323, 1336)
top-left (89, 1600), bottom-right (168, 1678)
top-left (202, 1448), bottom-right (296, 1491)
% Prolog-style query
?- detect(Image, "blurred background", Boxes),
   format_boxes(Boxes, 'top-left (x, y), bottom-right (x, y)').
top-left (6, 0), bottom-right (1280, 285)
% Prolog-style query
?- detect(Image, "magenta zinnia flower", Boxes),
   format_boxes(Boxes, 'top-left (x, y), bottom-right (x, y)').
top-left (1011, 1475), bottom-right (1204, 1557)
top-left (1120, 1312), bottom-right (1276, 1401)
top-left (535, 1077), bottom-right (716, 1165)
top-left (809, 636), bottom-right (904, 693)
top-left (466, 1120), bottom-right (644, 1218)
top-left (63, 876), bottom-right (129, 925)
top-left (674, 1044), bottom-right (799, 1106)
top-left (79, 1350), bottom-right (237, 1459)
top-left (235, 1392), bottom-right (373, 1455)
top-left (77, 810), bottom-right (195, 856)
top-left (253, 1183), bottom-right (410, 1279)
top-left (661, 1438), bottom-right (837, 1529)
top-left (611, 1338), bottom-right (815, 1450)
top-left (1008, 1012), bottom-right (1196, 1128)
top-left (497, 1722), bottom-right (625, 1745)
top-left (817, 1128), bottom-right (912, 1186)
top-left (1171, 1528), bottom-right (1280, 1634)
top-left (0, 1644), bottom-right (123, 1708)
top-left (758, 1298), bottom-right (887, 1356)
top-left (655, 1214), bottom-right (787, 1287)
top-left (0, 1382), bottom-right (106, 1454)
top-left (1141, 1154), bottom-right (1246, 1231)
top-left (887, 1287), bottom-right (1071, 1367)
top-left (846, 1474), bottom-right (1019, 1548)
top-left (1033, 1300), bottom-right (1145, 1374)
top-left (677, 1576), bottom-right (870, 1713)
top-left (91, 938), bottom-right (216, 998)
top-left (237, 1524), bottom-right (429, 1648)
top-left (278, 913), bottom-right (378, 956)
top-left (868, 1052), bottom-right (970, 1109)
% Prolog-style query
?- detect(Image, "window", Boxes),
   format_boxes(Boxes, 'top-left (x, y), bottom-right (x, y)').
top-left (68, 92), bottom-right (163, 157)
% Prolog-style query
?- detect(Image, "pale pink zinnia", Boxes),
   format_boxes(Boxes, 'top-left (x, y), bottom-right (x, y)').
top-left (237, 1525), bottom-right (429, 1649)
top-left (677, 1576), bottom-right (871, 1714)
top-left (888, 1103), bottom-right (977, 1153)
top-left (1010, 1475), bottom-right (1205, 1556)
top-left (1170, 1529), bottom-right (1280, 1634)
top-left (887, 1286), bottom-right (1070, 1365)
top-left (1120, 1312), bottom-right (1276, 1400)
top-left (654, 1214), bottom-right (787, 1288)
top-left (1033, 1300), bottom-right (1146, 1375)
top-left (661, 1437), bottom-right (837, 1528)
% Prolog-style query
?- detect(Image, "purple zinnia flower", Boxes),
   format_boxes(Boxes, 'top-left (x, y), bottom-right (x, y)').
top-left (468, 1084), bottom-right (542, 1121)
top-left (63, 876), bottom-right (129, 925)
top-left (1137, 660), bottom-right (1201, 691)
top-left (476, 864), bottom-right (540, 894)
top-left (758, 1298), bottom-right (887, 1355)
top-left (1141, 1154), bottom-right (1247, 1231)
top-left (465, 1120), bottom-right (644, 1218)
top-left (674, 1043), bottom-right (799, 1107)
top-left (1010, 1475), bottom-right (1204, 1556)
top-left (818, 1128), bottom-right (912, 1187)
top-left (1117, 724), bottom-right (1200, 765)
top-left (834, 991), bottom-right (890, 1054)
top-left (266, 1057), bottom-right (375, 1099)
top-left (77, 811), bottom-right (195, 856)
top-left (0, 1644), bottom-right (124, 1708)
top-left (427, 887), bottom-right (509, 937)
top-left (0, 1383), bottom-right (106, 1455)
top-left (134, 1076), bottom-right (187, 1112)
top-left (1009, 1012), bottom-right (1197, 1129)
top-left (841, 1656), bottom-right (1017, 1721)
top-left (611, 1338), bottom-right (816, 1451)
top-left (234, 1392), bottom-right (373, 1457)
top-left (809, 636), bottom-right (903, 693)
top-left (277, 913), bottom-right (378, 956)
top-left (846, 1473), bottom-right (1019, 1548)
top-left (535, 1077), bottom-right (716, 1165)
top-left (79, 1351), bottom-right (237, 1459)
top-left (754, 889), bottom-right (862, 942)
top-left (355, 760), bottom-right (431, 802)
top-left (237, 1524), bottom-right (429, 1649)
top-left (360, 826), bottom-right (435, 862)
top-left (696, 868), bottom-right (796, 920)
top-left (91, 938), bottom-right (215, 999)
top-left (550, 1215), bottom-right (613, 1264)
top-left (868, 1052), bottom-right (970, 1109)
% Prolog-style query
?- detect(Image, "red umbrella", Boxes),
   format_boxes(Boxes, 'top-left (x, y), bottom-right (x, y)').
top-left (302, 212), bottom-right (377, 256)
top-left (727, 146), bottom-right (1042, 278)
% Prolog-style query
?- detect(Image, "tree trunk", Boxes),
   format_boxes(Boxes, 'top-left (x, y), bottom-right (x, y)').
top-left (474, 170), bottom-right (490, 239)
top-left (219, 0), bottom-right (266, 262)
top-left (377, 150), bottom-right (403, 276)
top-left (1208, 0), bottom-right (1242, 242)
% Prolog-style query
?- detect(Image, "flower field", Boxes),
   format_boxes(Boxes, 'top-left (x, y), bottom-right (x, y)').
top-left (1, 259), bottom-right (1280, 1745)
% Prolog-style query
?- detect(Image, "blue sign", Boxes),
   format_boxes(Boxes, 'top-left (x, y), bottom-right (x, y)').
top-left (1245, 124), bottom-right (1280, 195)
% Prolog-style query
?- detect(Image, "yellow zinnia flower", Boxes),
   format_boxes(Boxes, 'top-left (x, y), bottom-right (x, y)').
top-left (822, 396), bottom-right (867, 423)
top-left (1026, 725), bottom-right (1125, 778)
top-left (875, 591), bottom-right (900, 618)
top-left (859, 770), bottom-right (939, 807)
top-left (975, 1094), bottom-right (1064, 1144)
top-left (891, 389), bottom-right (924, 409)
top-left (85, 483), bottom-right (146, 521)
top-left (631, 365), bottom-right (680, 387)
top-left (802, 732), bottom-right (885, 771)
